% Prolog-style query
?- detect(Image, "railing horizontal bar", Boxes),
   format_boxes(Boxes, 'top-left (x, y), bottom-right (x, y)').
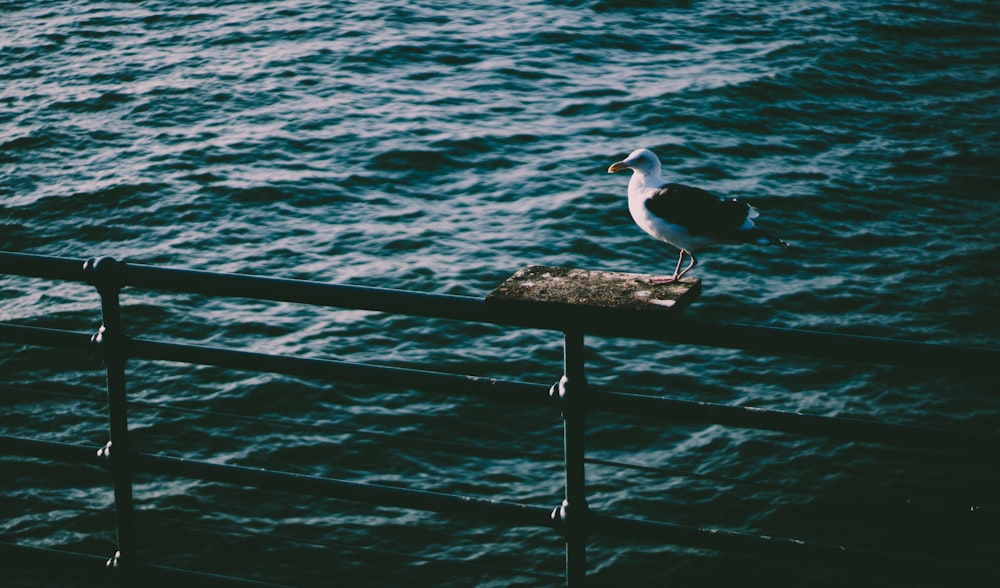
top-left (126, 337), bottom-right (549, 405)
top-left (643, 317), bottom-right (999, 373)
top-left (0, 251), bottom-right (87, 282)
top-left (0, 323), bottom-right (95, 352)
top-left (125, 336), bottom-right (1000, 454)
top-left (132, 452), bottom-right (554, 529)
top-left (0, 433), bottom-right (552, 531)
top-left (0, 541), bottom-right (110, 577)
top-left (130, 336), bottom-right (1000, 453)
top-left (119, 260), bottom-right (1000, 370)
top-left (3, 323), bottom-right (994, 453)
top-left (589, 512), bottom-right (996, 578)
top-left (592, 391), bottom-right (1000, 456)
top-left (2, 251), bottom-right (998, 370)
top-left (1, 434), bottom-right (99, 464)
top-left (124, 259), bottom-right (488, 321)
top-left (0, 541), bottom-right (293, 587)
top-left (4, 250), bottom-right (998, 371)
top-left (6, 435), bottom-right (990, 579)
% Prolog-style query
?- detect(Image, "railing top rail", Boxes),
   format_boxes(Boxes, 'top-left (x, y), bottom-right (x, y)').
top-left (2, 250), bottom-right (998, 371)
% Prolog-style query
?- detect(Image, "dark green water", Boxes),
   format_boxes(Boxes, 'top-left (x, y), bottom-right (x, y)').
top-left (2, 1), bottom-right (998, 585)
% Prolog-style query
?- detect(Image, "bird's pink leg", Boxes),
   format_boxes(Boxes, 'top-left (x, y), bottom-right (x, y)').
top-left (674, 252), bottom-right (697, 280)
top-left (653, 250), bottom-right (687, 283)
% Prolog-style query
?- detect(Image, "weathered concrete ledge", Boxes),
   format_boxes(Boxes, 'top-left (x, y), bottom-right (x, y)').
top-left (486, 266), bottom-right (700, 315)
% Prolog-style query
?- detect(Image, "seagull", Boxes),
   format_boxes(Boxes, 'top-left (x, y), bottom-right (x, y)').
top-left (609, 148), bottom-right (788, 283)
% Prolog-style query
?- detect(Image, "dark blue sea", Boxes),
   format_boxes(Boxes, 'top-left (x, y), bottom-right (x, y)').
top-left (2, 1), bottom-right (998, 586)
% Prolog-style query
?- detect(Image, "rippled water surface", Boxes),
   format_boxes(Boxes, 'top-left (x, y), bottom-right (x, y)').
top-left (2, 1), bottom-right (999, 585)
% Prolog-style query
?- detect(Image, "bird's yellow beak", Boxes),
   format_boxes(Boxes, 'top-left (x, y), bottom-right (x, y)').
top-left (608, 161), bottom-right (628, 173)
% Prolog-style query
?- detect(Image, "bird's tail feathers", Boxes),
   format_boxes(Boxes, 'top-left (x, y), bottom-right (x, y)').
top-left (742, 204), bottom-right (787, 247)
top-left (750, 229), bottom-right (790, 249)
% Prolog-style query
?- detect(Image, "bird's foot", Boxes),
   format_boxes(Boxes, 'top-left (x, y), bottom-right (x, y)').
top-left (651, 275), bottom-right (679, 284)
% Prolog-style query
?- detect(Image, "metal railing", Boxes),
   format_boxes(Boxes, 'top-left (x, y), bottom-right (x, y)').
top-left (1, 250), bottom-right (998, 586)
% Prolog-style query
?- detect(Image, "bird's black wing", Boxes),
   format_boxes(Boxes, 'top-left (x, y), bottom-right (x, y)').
top-left (645, 183), bottom-right (752, 235)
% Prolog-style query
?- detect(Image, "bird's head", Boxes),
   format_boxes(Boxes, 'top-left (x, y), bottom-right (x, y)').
top-left (608, 148), bottom-right (662, 178)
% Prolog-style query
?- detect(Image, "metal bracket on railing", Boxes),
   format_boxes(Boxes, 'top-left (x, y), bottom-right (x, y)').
top-left (82, 256), bottom-right (125, 293)
top-left (84, 257), bottom-right (127, 361)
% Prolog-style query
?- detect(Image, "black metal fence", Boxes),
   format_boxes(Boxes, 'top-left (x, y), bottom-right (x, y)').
top-left (1, 250), bottom-right (998, 586)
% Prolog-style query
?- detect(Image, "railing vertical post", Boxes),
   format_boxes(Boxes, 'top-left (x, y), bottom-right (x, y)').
top-left (551, 329), bottom-right (589, 586)
top-left (84, 257), bottom-right (136, 572)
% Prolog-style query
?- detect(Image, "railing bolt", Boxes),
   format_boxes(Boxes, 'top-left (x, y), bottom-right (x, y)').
top-left (97, 441), bottom-right (113, 462)
top-left (91, 325), bottom-right (108, 352)
top-left (106, 549), bottom-right (122, 569)
top-left (550, 499), bottom-right (587, 529)
top-left (549, 374), bottom-right (571, 404)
